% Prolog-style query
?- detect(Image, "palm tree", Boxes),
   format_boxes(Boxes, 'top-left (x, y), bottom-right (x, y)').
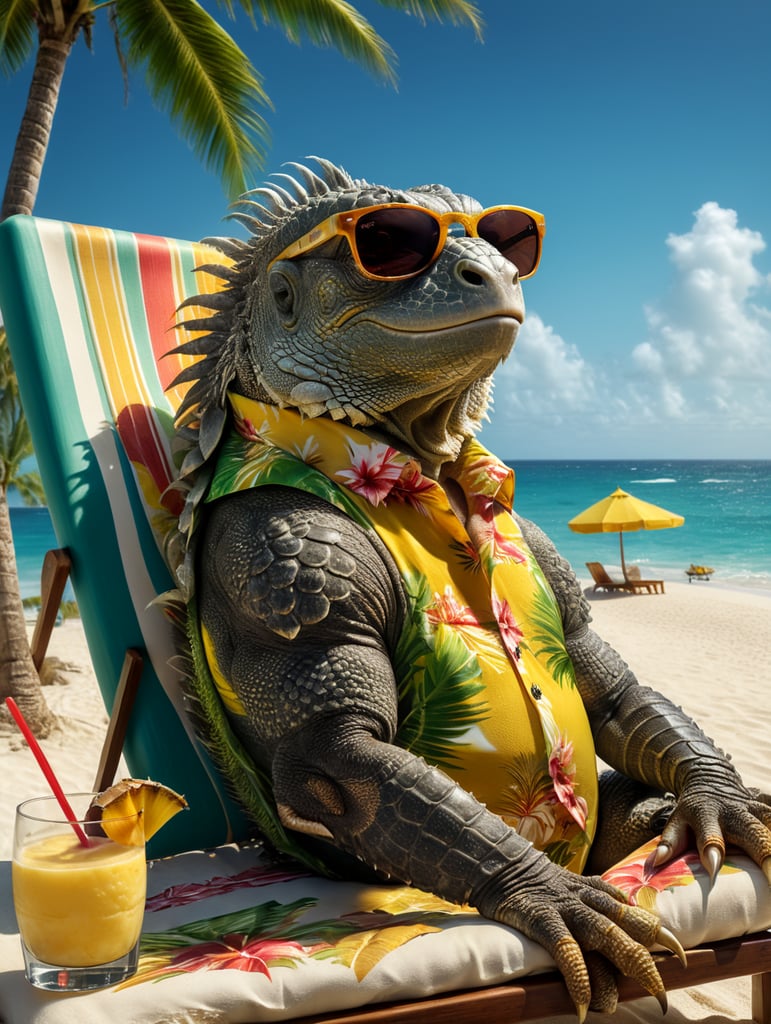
top-left (1, 0), bottom-right (483, 219)
top-left (0, 326), bottom-right (54, 734)
top-left (0, 0), bottom-right (482, 734)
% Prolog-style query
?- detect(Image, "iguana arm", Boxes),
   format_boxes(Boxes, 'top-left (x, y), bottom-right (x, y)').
top-left (200, 486), bottom-right (680, 1016)
top-left (516, 512), bottom-right (771, 881)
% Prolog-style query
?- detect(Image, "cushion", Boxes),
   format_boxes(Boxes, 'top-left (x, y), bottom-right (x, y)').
top-left (0, 838), bottom-right (769, 1024)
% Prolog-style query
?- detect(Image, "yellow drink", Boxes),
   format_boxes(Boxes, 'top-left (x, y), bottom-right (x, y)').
top-left (13, 832), bottom-right (147, 967)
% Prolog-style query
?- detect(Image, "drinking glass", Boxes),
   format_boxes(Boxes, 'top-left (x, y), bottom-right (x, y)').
top-left (12, 793), bottom-right (147, 991)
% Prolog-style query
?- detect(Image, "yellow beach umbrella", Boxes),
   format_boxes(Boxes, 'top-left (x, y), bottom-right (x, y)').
top-left (568, 487), bottom-right (684, 574)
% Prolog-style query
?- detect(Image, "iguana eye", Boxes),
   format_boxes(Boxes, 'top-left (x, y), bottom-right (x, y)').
top-left (268, 266), bottom-right (297, 317)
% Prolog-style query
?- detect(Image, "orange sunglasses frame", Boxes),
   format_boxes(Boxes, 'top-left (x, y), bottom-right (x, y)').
top-left (268, 203), bottom-right (546, 282)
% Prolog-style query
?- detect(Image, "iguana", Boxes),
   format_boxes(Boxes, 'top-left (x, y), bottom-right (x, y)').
top-left (170, 158), bottom-right (771, 1018)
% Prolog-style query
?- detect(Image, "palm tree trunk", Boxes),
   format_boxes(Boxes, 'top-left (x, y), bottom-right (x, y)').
top-left (0, 491), bottom-right (55, 736)
top-left (1, 33), bottom-right (72, 220)
top-left (0, 29), bottom-right (72, 733)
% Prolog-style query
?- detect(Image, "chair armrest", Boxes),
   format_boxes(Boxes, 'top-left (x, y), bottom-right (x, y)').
top-left (29, 548), bottom-right (72, 671)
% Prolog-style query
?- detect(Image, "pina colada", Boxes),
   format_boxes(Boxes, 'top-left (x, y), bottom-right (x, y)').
top-left (13, 832), bottom-right (146, 967)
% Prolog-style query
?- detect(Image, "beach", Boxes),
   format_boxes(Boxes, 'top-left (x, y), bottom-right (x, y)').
top-left (1, 578), bottom-right (769, 1023)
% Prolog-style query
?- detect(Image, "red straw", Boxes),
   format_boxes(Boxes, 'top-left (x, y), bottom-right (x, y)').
top-left (5, 697), bottom-right (91, 847)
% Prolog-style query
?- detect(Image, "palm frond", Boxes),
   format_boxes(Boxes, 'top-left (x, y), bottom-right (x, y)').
top-left (115, 0), bottom-right (270, 195)
top-left (0, 0), bottom-right (37, 75)
top-left (373, 0), bottom-right (483, 38)
top-left (233, 0), bottom-right (401, 84)
top-left (0, 326), bottom-right (43, 500)
top-left (8, 471), bottom-right (45, 505)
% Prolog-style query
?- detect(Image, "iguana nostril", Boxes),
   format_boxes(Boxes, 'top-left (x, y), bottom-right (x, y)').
top-left (460, 267), bottom-right (485, 286)
top-left (456, 258), bottom-right (517, 289)
top-left (455, 260), bottom-right (489, 287)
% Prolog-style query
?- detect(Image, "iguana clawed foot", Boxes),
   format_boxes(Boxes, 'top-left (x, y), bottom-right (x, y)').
top-left (482, 857), bottom-right (685, 1017)
top-left (652, 784), bottom-right (771, 885)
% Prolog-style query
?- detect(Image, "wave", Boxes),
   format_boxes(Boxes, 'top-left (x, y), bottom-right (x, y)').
top-left (633, 478), bottom-right (677, 484)
top-left (704, 570), bottom-right (771, 593)
top-left (700, 478), bottom-right (732, 484)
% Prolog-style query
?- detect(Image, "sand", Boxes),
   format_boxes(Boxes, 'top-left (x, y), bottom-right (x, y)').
top-left (1, 579), bottom-right (769, 1023)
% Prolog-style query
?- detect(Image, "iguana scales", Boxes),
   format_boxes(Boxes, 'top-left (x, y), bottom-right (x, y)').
top-left (170, 158), bottom-right (771, 1017)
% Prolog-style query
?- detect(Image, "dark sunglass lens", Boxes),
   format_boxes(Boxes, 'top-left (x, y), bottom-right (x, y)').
top-left (355, 209), bottom-right (440, 277)
top-left (479, 210), bottom-right (539, 276)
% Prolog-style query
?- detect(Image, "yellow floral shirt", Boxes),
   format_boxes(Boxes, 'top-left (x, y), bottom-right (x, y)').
top-left (205, 393), bottom-right (598, 871)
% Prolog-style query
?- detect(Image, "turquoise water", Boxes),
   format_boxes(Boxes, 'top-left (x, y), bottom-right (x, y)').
top-left (10, 505), bottom-right (74, 601)
top-left (510, 459), bottom-right (771, 590)
top-left (10, 459), bottom-right (771, 596)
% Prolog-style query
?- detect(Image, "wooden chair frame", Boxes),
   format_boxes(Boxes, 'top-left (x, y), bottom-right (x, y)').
top-left (623, 565), bottom-right (665, 594)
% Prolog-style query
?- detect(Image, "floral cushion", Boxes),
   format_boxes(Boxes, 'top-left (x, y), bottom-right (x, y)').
top-left (0, 838), bottom-right (769, 1024)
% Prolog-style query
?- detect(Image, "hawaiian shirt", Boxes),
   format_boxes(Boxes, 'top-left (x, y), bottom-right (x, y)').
top-left (204, 393), bottom-right (599, 871)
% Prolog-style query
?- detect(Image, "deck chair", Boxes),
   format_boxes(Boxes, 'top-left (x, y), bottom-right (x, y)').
top-left (624, 565), bottom-right (665, 594)
top-left (585, 561), bottom-right (631, 593)
top-left (1, 214), bottom-right (769, 1024)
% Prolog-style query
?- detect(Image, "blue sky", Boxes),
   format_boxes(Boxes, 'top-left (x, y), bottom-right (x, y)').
top-left (2, 0), bottom-right (770, 459)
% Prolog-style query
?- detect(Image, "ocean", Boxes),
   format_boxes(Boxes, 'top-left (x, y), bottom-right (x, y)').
top-left (9, 459), bottom-right (771, 598)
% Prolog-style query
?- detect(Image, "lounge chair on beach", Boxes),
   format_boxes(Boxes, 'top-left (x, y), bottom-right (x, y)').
top-left (624, 565), bottom-right (666, 594)
top-left (586, 561), bottom-right (630, 592)
top-left (1, 214), bottom-right (769, 1024)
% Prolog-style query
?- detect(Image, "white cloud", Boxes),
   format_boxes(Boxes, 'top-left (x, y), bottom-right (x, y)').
top-left (635, 202), bottom-right (770, 391)
top-left (481, 202), bottom-right (771, 457)
top-left (492, 313), bottom-right (598, 418)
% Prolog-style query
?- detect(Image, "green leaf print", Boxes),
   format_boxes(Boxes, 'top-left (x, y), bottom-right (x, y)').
top-left (392, 571), bottom-right (434, 687)
top-left (543, 831), bottom-right (590, 868)
top-left (394, 574), bottom-right (489, 771)
top-left (208, 433), bottom-right (372, 530)
top-left (140, 899), bottom-right (317, 954)
top-left (526, 577), bottom-right (577, 689)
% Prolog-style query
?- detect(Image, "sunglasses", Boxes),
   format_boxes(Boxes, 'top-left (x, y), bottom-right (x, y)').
top-left (268, 203), bottom-right (546, 282)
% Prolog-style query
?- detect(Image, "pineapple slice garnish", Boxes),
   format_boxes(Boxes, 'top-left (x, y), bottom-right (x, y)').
top-left (88, 779), bottom-right (188, 846)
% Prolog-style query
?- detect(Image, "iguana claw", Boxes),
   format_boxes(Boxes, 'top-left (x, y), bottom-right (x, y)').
top-left (652, 841), bottom-right (671, 868)
top-left (657, 924), bottom-right (687, 967)
top-left (701, 843), bottom-right (723, 885)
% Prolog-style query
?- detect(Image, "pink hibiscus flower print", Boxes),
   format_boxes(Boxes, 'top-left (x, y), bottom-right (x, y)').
top-left (235, 414), bottom-right (266, 443)
top-left (389, 465), bottom-right (437, 512)
top-left (463, 453), bottom-right (511, 495)
top-left (467, 494), bottom-right (528, 564)
top-left (137, 934), bottom-right (310, 984)
top-left (491, 593), bottom-right (525, 662)
top-left (492, 524), bottom-right (528, 564)
top-left (548, 736), bottom-right (587, 831)
top-left (146, 864), bottom-right (310, 912)
top-left (336, 441), bottom-right (408, 506)
top-left (602, 841), bottom-right (700, 908)
top-left (426, 587), bottom-right (481, 630)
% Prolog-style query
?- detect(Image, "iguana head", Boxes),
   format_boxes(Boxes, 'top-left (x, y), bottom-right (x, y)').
top-left (173, 158), bottom-right (542, 540)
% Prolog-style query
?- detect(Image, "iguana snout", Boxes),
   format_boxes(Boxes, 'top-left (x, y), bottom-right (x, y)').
top-left (174, 162), bottom-right (538, 475)
top-left (248, 208), bottom-right (525, 468)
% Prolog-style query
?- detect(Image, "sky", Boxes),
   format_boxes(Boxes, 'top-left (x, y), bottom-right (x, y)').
top-left (2, 0), bottom-right (770, 460)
